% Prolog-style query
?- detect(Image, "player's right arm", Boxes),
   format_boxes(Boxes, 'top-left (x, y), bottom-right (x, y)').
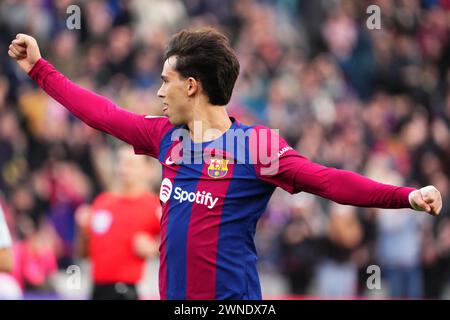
top-left (8, 34), bottom-right (171, 158)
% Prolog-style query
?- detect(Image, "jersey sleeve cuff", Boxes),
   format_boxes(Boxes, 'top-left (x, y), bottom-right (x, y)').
top-left (28, 58), bottom-right (48, 79)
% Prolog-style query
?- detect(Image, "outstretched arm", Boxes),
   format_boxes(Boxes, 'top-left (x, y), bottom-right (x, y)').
top-left (288, 157), bottom-right (441, 215)
top-left (8, 34), bottom-right (171, 157)
top-left (253, 126), bottom-right (442, 215)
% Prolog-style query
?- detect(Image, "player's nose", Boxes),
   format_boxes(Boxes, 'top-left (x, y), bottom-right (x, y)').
top-left (157, 85), bottom-right (165, 99)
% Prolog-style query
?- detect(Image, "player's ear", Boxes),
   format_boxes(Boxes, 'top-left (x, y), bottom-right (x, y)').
top-left (186, 77), bottom-right (199, 97)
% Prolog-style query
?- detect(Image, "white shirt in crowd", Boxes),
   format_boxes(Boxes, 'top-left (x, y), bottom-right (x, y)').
top-left (0, 205), bottom-right (12, 249)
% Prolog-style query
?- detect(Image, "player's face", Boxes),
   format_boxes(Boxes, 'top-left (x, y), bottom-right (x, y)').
top-left (157, 56), bottom-right (193, 125)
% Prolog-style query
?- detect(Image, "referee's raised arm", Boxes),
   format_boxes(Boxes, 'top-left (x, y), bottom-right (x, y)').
top-left (7, 33), bottom-right (161, 157)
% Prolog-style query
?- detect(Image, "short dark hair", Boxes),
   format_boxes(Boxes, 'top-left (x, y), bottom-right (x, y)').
top-left (164, 27), bottom-right (240, 106)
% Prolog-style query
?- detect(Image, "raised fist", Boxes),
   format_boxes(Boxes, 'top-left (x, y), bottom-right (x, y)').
top-left (8, 34), bottom-right (42, 74)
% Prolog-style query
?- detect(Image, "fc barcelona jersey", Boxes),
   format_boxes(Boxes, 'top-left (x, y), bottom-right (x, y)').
top-left (135, 116), bottom-right (299, 300)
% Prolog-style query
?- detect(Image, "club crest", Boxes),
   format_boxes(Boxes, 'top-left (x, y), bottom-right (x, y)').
top-left (207, 158), bottom-right (229, 178)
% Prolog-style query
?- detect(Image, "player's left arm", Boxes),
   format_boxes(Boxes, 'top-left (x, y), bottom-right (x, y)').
top-left (253, 127), bottom-right (442, 215)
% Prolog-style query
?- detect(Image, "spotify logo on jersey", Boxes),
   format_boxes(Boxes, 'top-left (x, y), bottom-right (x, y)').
top-left (159, 178), bottom-right (219, 209)
top-left (160, 178), bottom-right (173, 203)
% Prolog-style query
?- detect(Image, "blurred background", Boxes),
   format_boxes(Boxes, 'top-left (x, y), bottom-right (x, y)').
top-left (0, 0), bottom-right (449, 299)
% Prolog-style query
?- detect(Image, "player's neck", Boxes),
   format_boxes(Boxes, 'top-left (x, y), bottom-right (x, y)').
top-left (187, 104), bottom-right (232, 143)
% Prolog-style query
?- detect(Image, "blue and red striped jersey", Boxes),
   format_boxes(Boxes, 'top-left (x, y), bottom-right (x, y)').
top-left (132, 115), bottom-right (414, 300)
top-left (136, 116), bottom-right (293, 299)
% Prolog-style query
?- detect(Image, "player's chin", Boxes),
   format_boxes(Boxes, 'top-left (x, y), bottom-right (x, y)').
top-left (167, 115), bottom-right (183, 126)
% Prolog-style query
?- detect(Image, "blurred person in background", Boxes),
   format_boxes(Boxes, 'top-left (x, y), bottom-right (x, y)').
top-left (0, 196), bottom-right (22, 299)
top-left (362, 150), bottom-right (432, 300)
top-left (367, 156), bottom-right (426, 298)
top-left (315, 204), bottom-right (363, 298)
top-left (0, 200), bottom-right (13, 272)
top-left (75, 144), bottom-right (160, 300)
top-left (421, 164), bottom-right (450, 298)
top-left (279, 193), bottom-right (327, 296)
top-left (14, 218), bottom-right (59, 296)
top-left (376, 202), bottom-right (425, 298)
top-left (6, 183), bottom-right (60, 297)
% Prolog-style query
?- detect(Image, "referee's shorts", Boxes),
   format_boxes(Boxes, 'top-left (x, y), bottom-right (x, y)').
top-left (92, 282), bottom-right (138, 300)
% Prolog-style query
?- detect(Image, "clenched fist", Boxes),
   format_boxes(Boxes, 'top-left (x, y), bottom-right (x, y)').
top-left (8, 33), bottom-right (42, 74)
top-left (409, 185), bottom-right (443, 216)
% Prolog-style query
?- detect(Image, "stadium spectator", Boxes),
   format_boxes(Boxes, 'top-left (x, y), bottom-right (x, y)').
top-left (0, 199), bottom-right (13, 272)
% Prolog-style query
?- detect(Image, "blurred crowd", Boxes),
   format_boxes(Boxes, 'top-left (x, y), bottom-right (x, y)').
top-left (0, 0), bottom-right (449, 299)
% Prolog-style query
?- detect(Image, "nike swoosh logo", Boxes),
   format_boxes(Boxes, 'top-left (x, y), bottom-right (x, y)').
top-left (165, 157), bottom-right (175, 165)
